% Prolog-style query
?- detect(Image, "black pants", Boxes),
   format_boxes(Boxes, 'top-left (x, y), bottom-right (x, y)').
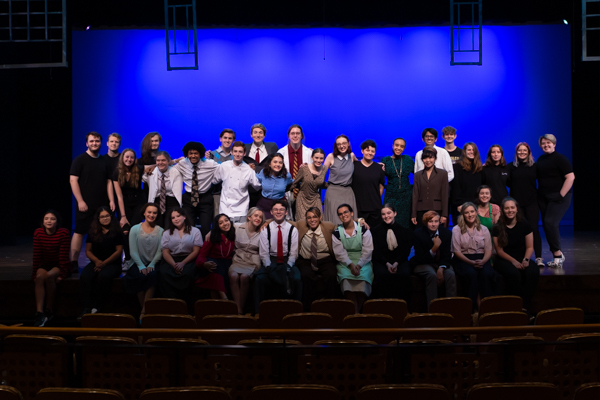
top-left (521, 202), bottom-right (542, 259)
top-left (80, 262), bottom-right (122, 310)
top-left (254, 256), bottom-right (302, 313)
top-left (371, 260), bottom-right (413, 304)
top-left (494, 258), bottom-right (539, 312)
top-left (153, 196), bottom-right (180, 230)
top-left (182, 191), bottom-right (213, 239)
top-left (453, 254), bottom-right (495, 311)
top-left (539, 192), bottom-right (572, 254)
top-left (122, 200), bottom-right (145, 260)
top-left (358, 210), bottom-right (383, 231)
top-left (297, 255), bottom-right (339, 310)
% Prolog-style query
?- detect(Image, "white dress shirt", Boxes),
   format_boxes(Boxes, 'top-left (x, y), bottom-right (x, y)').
top-left (250, 143), bottom-right (269, 163)
top-left (414, 145), bottom-right (455, 182)
top-left (212, 160), bottom-right (262, 217)
top-left (332, 221), bottom-right (373, 267)
top-left (259, 220), bottom-right (298, 267)
top-left (174, 157), bottom-right (218, 193)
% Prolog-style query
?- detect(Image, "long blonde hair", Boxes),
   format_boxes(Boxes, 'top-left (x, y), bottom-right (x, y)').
top-left (457, 202), bottom-right (482, 234)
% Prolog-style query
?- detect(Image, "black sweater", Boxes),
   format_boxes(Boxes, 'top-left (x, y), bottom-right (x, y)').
top-left (509, 162), bottom-right (537, 207)
top-left (451, 163), bottom-right (483, 207)
top-left (481, 164), bottom-right (510, 205)
top-left (372, 222), bottom-right (414, 265)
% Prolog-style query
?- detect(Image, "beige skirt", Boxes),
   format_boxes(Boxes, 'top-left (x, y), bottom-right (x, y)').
top-left (229, 251), bottom-right (261, 276)
top-left (340, 279), bottom-right (372, 297)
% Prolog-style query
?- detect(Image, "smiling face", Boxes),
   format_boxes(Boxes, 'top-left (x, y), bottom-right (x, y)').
top-left (335, 138), bottom-right (349, 155)
top-left (218, 215), bottom-right (231, 233)
top-left (232, 146), bottom-right (245, 163)
top-left (465, 145), bottom-right (475, 160)
top-left (540, 138), bottom-right (556, 154)
top-left (150, 135), bottom-right (161, 151)
top-left (423, 131), bottom-right (436, 146)
top-left (123, 150), bottom-right (135, 167)
top-left (270, 156), bottom-right (284, 172)
top-left (43, 213), bottom-right (58, 233)
top-left (156, 155), bottom-right (169, 173)
top-left (423, 155), bottom-right (435, 169)
top-left (427, 215), bottom-right (440, 233)
top-left (381, 207), bottom-right (397, 224)
top-left (361, 146), bottom-right (376, 162)
top-left (107, 136), bottom-right (121, 152)
top-left (271, 204), bottom-right (287, 222)
top-left (220, 132), bottom-right (235, 150)
top-left (478, 188), bottom-right (491, 205)
top-left (517, 145), bottom-right (529, 162)
top-left (312, 152), bottom-right (325, 167)
top-left (251, 128), bottom-right (265, 144)
top-left (86, 135), bottom-right (102, 153)
top-left (288, 127), bottom-right (303, 145)
top-left (337, 206), bottom-right (353, 224)
top-left (144, 205), bottom-right (158, 223)
top-left (443, 131), bottom-right (456, 145)
top-left (98, 210), bottom-right (112, 228)
top-left (503, 200), bottom-right (518, 220)
top-left (170, 211), bottom-right (186, 229)
top-left (491, 146), bottom-right (502, 163)
top-left (187, 149), bottom-right (201, 164)
top-left (248, 210), bottom-right (264, 228)
top-left (463, 205), bottom-right (477, 226)
top-left (392, 139), bottom-right (406, 157)
top-left (306, 211), bottom-right (321, 229)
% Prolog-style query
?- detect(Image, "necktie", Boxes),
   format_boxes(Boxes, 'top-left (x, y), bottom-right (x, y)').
top-left (255, 148), bottom-right (261, 163)
top-left (159, 174), bottom-right (166, 214)
top-left (292, 150), bottom-right (299, 178)
top-left (277, 225), bottom-right (284, 264)
top-left (310, 231), bottom-right (318, 271)
top-left (191, 167), bottom-right (199, 207)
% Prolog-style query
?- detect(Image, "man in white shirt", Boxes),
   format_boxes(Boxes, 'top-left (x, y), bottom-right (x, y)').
top-left (212, 141), bottom-right (262, 223)
top-left (173, 141), bottom-right (218, 239)
top-left (243, 123), bottom-right (279, 208)
top-left (414, 128), bottom-right (454, 182)
top-left (208, 129), bottom-right (235, 217)
top-left (255, 200), bottom-right (301, 312)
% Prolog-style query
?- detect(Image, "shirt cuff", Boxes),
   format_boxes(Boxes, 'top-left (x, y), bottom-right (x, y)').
top-left (439, 265), bottom-right (447, 269)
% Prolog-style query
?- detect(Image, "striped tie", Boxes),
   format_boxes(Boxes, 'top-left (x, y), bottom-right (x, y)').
top-left (159, 174), bottom-right (166, 214)
top-left (191, 168), bottom-right (199, 207)
top-left (292, 151), bottom-right (299, 178)
top-left (310, 232), bottom-right (318, 271)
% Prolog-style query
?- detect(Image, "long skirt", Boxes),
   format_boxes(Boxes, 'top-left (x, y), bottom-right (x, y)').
top-left (323, 184), bottom-right (357, 224)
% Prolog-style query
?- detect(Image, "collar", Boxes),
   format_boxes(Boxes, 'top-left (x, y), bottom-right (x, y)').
top-left (336, 153), bottom-right (350, 161)
top-left (216, 146), bottom-right (231, 156)
top-left (158, 168), bottom-right (170, 178)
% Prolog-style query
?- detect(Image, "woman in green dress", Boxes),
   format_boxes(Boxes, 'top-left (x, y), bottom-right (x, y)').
top-left (475, 185), bottom-right (500, 233)
top-left (381, 138), bottom-right (415, 228)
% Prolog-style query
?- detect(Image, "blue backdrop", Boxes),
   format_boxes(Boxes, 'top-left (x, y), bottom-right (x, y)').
top-left (72, 24), bottom-right (572, 222)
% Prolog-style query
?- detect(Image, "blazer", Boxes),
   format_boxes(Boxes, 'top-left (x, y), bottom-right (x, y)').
top-left (278, 144), bottom-right (314, 172)
top-left (243, 141), bottom-right (279, 174)
top-left (295, 219), bottom-right (336, 258)
top-left (412, 167), bottom-right (449, 218)
top-left (142, 166), bottom-right (183, 207)
top-left (410, 226), bottom-right (452, 268)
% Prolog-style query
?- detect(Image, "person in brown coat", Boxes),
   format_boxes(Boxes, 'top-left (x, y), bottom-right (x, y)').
top-left (411, 146), bottom-right (449, 227)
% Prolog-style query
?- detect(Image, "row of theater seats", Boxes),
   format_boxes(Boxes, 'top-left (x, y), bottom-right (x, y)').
top-left (79, 296), bottom-right (585, 344)
top-left (1, 382), bottom-right (600, 400)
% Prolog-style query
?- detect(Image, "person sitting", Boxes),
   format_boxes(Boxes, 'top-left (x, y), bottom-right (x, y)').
top-left (492, 197), bottom-right (540, 314)
top-left (411, 211), bottom-right (456, 310)
top-left (255, 200), bottom-right (301, 313)
top-left (158, 208), bottom-right (203, 302)
top-left (229, 207), bottom-right (265, 314)
top-left (80, 207), bottom-right (124, 317)
top-left (295, 207), bottom-right (339, 310)
top-left (195, 214), bottom-right (236, 300)
top-left (371, 204), bottom-right (414, 304)
top-left (451, 202), bottom-right (494, 312)
top-left (32, 210), bottom-right (70, 327)
top-left (332, 203), bottom-right (374, 314)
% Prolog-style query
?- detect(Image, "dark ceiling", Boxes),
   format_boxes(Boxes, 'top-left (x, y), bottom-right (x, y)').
top-left (69, 0), bottom-right (575, 30)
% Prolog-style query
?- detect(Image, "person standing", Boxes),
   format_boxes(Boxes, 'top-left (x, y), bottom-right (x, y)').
top-left (442, 126), bottom-right (462, 164)
top-left (323, 135), bottom-right (358, 223)
top-left (69, 132), bottom-right (113, 273)
top-left (352, 140), bottom-right (386, 228)
top-left (209, 129), bottom-right (235, 217)
top-left (381, 137), bottom-right (414, 229)
top-left (290, 148), bottom-right (328, 222)
top-left (243, 123), bottom-right (279, 207)
top-left (450, 142), bottom-right (483, 224)
top-left (481, 145), bottom-right (510, 205)
top-left (414, 128), bottom-right (454, 182)
top-left (103, 132), bottom-right (122, 177)
top-left (537, 134), bottom-right (575, 268)
top-left (143, 151), bottom-right (183, 229)
top-left (411, 146), bottom-right (449, 227)
top-left (174, 141), bottom-right (218, 239)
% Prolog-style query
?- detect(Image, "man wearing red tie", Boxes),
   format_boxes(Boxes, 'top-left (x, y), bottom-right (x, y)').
top-left (255, 200), bottom-right (301, 313)
top-left (243, 123), bottom-right (279, 208)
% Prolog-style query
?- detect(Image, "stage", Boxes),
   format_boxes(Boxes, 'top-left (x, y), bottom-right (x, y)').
top-left (1, 227), bottom-right (600, 322)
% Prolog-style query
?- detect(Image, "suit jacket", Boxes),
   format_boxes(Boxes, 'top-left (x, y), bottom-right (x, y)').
top-left (412, 167), bottom-right (449, 218)
top-left (243, 142), bottom-right (279, 174)
top-left (142, 166), bottom-right (183, 207)
top-left (295, 219), bottom-right (336, 258)
top-left (410, 226), bottom-right (452, 268)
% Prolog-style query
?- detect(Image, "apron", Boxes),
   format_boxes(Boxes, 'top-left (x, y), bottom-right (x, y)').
top-left (336, 225), bottom-right (374, 284)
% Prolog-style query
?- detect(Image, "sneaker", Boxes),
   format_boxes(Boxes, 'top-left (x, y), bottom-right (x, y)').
top-left (44, 310), bottom-right (54, 324)
top-left (33, 312), bottom-right (48, 327)
top-left (547, 253), bottom-right (565, 268)
top-left (91, 308), bottom-right (98, 314)
top-left (536, 258), bottom-right (544, 267)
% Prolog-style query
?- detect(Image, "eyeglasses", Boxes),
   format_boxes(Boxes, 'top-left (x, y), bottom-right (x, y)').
top-left (424, 135), bottom-right (436, 139)
top-left (272, 208), bottom-right (286, 213)
top-left (337, 210), bottom-right (351, 217)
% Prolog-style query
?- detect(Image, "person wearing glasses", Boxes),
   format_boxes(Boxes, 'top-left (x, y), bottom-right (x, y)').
top-left (323, 135), bottom-right (358, 223)
top-left (414, 128), bottom-right (454, 182)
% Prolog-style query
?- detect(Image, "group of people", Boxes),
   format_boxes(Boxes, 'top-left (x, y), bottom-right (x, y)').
top-left (31, 124), bottom-right (574, 326)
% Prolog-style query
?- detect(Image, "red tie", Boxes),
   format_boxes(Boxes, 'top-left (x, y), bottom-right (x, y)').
top-left (277, 225), bottom-right (284, 263)
top-left (255, 148), bottom-right (261, 163)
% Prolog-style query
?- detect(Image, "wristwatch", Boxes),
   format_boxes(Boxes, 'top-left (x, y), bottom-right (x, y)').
top-left (523, 258), bottom-right (530, 263)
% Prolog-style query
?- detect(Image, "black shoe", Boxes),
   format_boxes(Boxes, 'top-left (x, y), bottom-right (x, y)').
top-left (34, 312), bottom-right (48, 327)
top-left (44, 310), bottom-right (54, 324)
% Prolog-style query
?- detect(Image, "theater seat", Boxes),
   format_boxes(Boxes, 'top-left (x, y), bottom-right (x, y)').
top-left (139, 386), bottom-right (231, 400)
top-left (358, 384), bottom-right (450, 400)
top-left (247, 385), bottom-right (340, 400)
top-left (36, 388), bottom-right (125, 400)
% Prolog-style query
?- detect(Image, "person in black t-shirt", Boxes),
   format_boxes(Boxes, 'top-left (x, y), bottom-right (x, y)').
top-left (537, 134), bottom-right (575, 268)
top-left (492, 197), bottom-right (539, 314)
top-left (103, 132), bottom-right (122, 177)
top-left (69, 132), bottom-right (113, 272)
top-left (442, 126), bottom-right (463, 164)
top-left (351, 140), bottom-right (386, 228)
top-left (80, 207), bottom-right (124, 316)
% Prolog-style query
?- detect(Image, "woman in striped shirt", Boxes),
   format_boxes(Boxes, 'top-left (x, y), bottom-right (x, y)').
top-left (32, 210), bottom-right (70, 327)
